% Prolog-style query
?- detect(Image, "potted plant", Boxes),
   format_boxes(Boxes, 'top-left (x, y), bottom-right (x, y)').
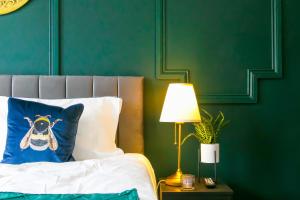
top-left (182, 108), bottom-right (230, 164)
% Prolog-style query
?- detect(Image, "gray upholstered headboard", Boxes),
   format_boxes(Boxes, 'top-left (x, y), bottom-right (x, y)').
top-left (0, 75), bottom-right (144, 154)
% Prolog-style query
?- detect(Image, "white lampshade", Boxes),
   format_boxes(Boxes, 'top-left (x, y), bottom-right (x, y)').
top-left (160, 83), bottom-right (201, 123)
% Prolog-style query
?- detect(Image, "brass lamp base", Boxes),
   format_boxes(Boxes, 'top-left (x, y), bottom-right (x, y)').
top-left (165, 170), bottom-right (183, 186)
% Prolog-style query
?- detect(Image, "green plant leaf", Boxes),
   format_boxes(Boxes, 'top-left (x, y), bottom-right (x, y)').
top-left (181, 133), bottom-right (201, 145)
top-left (191, 107), bottom-right (230, 144)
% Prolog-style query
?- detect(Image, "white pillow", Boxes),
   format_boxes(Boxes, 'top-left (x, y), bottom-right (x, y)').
top-left (74, 147), bottom-right (124, 160)
top-left (0, 96), bottom-right (122, 161)
top-left (0, 96), bottom-right (8, 160)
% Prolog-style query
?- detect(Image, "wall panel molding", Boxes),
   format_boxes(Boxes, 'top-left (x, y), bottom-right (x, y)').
top-left (49, 0), bottom-right (60, 75)
top-left (155, 0), bottom-right (189, 82)
top-left (155, 0), bottom-right (282, 103)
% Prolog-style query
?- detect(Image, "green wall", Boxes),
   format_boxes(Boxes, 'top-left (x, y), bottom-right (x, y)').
top-left (1, 0), bottom-right (300, 199)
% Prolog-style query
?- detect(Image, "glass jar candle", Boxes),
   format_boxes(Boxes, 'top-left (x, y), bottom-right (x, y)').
top-left (181, 174), bottom-right (195, 190)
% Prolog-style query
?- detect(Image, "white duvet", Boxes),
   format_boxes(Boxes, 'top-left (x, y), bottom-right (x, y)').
top-left (0, 153), bottom-right (157, 200)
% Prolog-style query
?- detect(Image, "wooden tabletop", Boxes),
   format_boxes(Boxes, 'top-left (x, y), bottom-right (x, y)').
top-left (160, 181), bottom-right (233, 194)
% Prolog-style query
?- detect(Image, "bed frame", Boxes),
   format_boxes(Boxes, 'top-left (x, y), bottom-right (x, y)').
top-left (0, 75), bottom-right (144, 154)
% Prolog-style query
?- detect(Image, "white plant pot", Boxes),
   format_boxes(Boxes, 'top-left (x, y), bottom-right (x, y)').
top-left (200, 143), bottom-right (220, 163)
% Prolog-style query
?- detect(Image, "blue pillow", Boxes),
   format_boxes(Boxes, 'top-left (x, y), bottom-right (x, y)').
top-left (1, 98), bottom-right (84, 164)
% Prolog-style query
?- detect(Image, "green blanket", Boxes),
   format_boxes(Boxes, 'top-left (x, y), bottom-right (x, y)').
top-left (0, 189), bottom-right (138, 200)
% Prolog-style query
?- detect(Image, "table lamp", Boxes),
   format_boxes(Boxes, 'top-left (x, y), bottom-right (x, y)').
top-left (160, 83), bottom-right (201, 186)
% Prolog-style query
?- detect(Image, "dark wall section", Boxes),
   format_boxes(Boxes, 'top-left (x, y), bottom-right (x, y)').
top-left (0, 0), bottom-right (299, 199)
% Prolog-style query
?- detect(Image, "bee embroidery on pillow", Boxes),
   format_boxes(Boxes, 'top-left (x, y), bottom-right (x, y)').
top-left (20, 115), bottom-right (62, 151)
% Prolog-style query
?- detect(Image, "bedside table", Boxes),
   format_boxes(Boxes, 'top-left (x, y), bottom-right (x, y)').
top-left (159, 180), bottom-right (233, 200)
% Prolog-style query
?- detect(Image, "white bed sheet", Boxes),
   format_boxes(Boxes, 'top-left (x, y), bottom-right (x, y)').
top-left (0, 153), bottom-right (157, 200)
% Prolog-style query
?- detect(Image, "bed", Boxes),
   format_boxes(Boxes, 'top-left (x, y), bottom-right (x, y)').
top-left (0, 75), bottom-right (157, 200)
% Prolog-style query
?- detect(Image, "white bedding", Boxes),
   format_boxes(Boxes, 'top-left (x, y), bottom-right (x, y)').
top-left (0, 153), bottom-right (157, 200)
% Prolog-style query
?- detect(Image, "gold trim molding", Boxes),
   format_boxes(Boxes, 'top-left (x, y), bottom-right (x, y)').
top-left (0, 0), bottom-right (29, 15)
